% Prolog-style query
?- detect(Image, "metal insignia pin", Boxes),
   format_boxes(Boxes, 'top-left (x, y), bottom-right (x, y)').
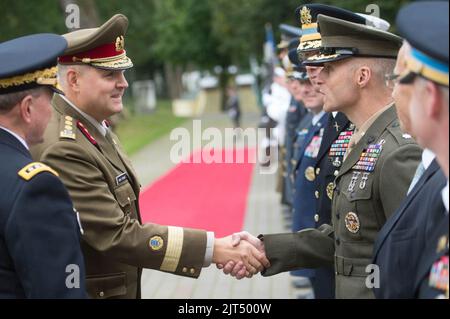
top-left (359, 173), bottom-right (370, 190)
top-left (333, 158), bottom-right (342, 167)
top-left (334, 122), bottom-right (340, 132)
top-left (327, 182), bottom-right (335, 200)
top-left (348, 171), bottom-right (361, 193)
top-left (305, 166), bottom-right (316, 182)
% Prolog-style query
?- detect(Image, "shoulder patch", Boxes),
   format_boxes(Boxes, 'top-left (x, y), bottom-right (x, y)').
top-left (60, 115), bottom-right (76, 140)
top-left (18, 162), bottom-right (59, 181)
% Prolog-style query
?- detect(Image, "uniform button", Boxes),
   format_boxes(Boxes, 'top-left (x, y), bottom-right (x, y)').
top-left (98, 291), bottom-right (105, 298)
top-left (316, 168), bottom-right (320, 175)
top-left (314, 214), bottom-right (319, 222)
top-left (190, 268), bottom-right (196, 274)
top-left (182, 267), bottom-right (188, 273)
top-left (367, 136), bottom-right (376, 144)
top-left (315, 191), bottom-right (320, 199)
top-left (334, 170), bottom-right (339, 177)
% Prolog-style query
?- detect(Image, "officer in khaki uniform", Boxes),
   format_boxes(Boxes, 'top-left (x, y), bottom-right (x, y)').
top-left (257, 14), bottom-right (422, 298)
top-left (31, 14), bottom-right (268, 299)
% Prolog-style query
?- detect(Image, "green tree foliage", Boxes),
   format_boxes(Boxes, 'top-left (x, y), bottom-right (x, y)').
top-left (152, 0), bottom-right (221, 69)
top-left (1, 0), bottom-right (411, 75)
top-left (1, 0), bottom-right (66, 42)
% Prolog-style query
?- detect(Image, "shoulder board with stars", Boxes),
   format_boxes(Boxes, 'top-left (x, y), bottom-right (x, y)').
top-left (18, 162), bottom-right (59, 181)
top-left (352, 140), bottom-right (385, 172)
top-left (328, 124), bottom-right (355, 168)
top-left (60, 115), bottom-right (76, 140)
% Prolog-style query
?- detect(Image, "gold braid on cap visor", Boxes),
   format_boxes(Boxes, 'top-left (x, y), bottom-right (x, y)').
top-left (0, 66), bottom-right (58, 89)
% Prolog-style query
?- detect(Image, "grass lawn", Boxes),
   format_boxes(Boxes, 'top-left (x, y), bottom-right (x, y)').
top-left (115, 100), bottom-right (186, 155)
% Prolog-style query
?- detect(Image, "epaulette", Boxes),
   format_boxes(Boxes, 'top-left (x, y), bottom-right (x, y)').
top-left (387, 119), bottom-right (417, 146)
top-left (60, 115), bottom-right (76, 140)
top-left (18, 162), bottom-right (59, 181)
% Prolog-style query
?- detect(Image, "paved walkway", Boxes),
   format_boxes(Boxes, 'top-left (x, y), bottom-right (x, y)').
top-left (130, 112), bottom-right (310, 299)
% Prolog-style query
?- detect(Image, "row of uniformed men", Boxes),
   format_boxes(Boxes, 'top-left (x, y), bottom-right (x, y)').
top-left (222, 2), bottom-right (449, 299)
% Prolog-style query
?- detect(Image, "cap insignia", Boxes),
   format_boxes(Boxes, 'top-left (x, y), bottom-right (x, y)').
top-left (115, 36), bottom-right (125, 52)
top-left (301, 7), bottom-right (312, 25)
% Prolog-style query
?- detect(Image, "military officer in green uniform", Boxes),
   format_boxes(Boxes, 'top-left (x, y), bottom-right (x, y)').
top-left (222, 14), bottom-right (422, 299)
top-left (31, 14), bottom-right (268, 299)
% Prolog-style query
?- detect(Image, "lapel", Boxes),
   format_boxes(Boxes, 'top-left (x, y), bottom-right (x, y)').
top-left (316, 112), bottom-right (349, 163)
top-left (373, 160), bottom-right (441, 258)
top-left (0, 127), bottom-right (31, 159)
top-left (53, 94), bottom-right (127, 174)
top-left (295, 113), bottom-right (327, 172)
top-left (337, 106), bottom-right (397, 179)
top-left (109, 130), bottom-right (141, 192)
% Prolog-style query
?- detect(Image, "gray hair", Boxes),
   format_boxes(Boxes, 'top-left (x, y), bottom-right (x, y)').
top-left (0, 87), bottom-right (44, 113)
top-left (57, 64), bottom-right (87, 90)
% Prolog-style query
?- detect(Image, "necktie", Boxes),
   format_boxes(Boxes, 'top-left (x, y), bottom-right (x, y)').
top-left (407, 162), bottom-right (425, 195)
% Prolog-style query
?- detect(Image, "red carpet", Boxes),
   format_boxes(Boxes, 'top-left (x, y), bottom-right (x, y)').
top-left (139, 148), bottom-right (256, 237)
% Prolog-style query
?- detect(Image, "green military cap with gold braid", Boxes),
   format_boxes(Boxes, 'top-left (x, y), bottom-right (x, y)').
top-left (58, 14), bottom-right (133, 70)
top-left (304, 14), bottom-right (402, 66)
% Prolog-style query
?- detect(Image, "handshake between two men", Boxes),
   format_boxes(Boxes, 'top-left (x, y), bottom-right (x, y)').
top-left (213, 232), bottom-right (266, 279)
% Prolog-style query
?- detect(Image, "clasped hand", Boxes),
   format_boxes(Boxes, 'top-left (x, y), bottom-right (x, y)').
top-left (213, 231), bottom-right (269, 279)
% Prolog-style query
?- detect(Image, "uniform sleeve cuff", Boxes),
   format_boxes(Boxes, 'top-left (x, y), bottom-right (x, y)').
top-left (203, 232), bottom-right (215, 267)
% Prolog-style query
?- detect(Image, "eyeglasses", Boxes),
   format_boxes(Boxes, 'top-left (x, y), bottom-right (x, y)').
top-left (384, 73), bottom-right (401, 88)
top-left (398, 72), bottom-right (417, 85)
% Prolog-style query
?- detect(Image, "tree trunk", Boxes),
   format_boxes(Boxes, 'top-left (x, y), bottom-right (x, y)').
top-left (164, 62), bottom-right (183, 100)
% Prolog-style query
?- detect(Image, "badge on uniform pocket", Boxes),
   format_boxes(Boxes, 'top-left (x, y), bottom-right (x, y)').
top-left (345, 212), bottom-right (360, 234)
top-left (115, 173), bottom-right (128, 186)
